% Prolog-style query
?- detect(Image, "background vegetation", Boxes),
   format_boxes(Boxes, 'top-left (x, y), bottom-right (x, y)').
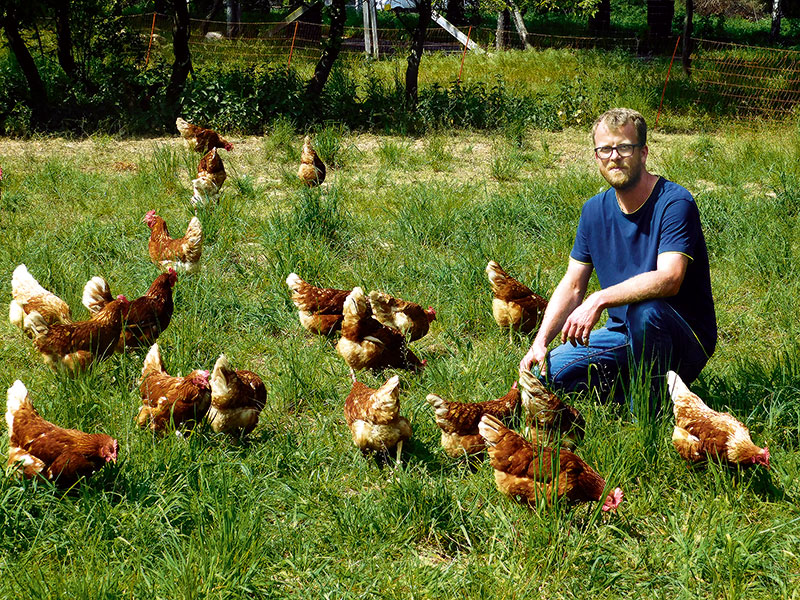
top-left (0, 118), bottom-right (799, 597)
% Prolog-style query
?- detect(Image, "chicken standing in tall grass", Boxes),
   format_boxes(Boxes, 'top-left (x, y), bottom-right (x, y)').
top-left (208, 354), bottom-right (266, 437)
top-left (519, 369), bottom-right (585, 449)
top-left (479, 414), bottom-right (623, 511)
top-left (144, 210), bottom-right (203, 274)
top-left (298, 136), bottom-right (326, 186)
top-left (82, 269), bottom-right (176, 352)
top-left (6, 380), bottom-right (118, 487)
top-left (286, 272), bottom-right (353, 336)
top-left (176, 117), bottom-right (233, 153)
top-left (24, 295), bottom-right (130, 374)
top-left (426, 383), bottom-right (520, 457)
top-left (137, 343), bottom-right (211, 434)
top-left (368, 290), bottom-right (436, 342)
top-left (192, 147), bottom-right (227, 207)
top-left (486, 260), bottom-right (547, 342)
top-left (668, 371), bottom-right (770, 468)
top-left (344, 375), bottom-right (411, 463)
top-left (9, 264), bottom-right (72, 335)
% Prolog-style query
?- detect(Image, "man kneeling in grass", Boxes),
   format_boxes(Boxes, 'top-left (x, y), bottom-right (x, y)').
top-left (519, 108), bottom-right (716, 412)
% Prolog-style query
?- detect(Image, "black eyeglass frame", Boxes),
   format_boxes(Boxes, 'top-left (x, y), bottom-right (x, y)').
top-left (593, 143), bottom-right (644, 159)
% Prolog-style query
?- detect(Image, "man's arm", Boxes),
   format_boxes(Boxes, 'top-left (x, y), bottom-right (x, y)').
top-left (560, 251), bottom-right (689, 347)
top-left (519, 258), bottom-right (593, 372)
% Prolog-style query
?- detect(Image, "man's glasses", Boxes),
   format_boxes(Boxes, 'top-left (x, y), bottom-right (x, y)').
top-left (594, 143), bottom-right (643, 159)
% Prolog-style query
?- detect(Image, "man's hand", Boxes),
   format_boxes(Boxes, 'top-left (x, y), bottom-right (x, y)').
top-left (520, 338), bottom-right (548, 374)
top-left (561, 292), bottom-right (604, 346)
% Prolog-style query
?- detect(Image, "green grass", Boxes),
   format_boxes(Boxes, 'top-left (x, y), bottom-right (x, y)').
top-left (0, 123), bottom-right (799, 598)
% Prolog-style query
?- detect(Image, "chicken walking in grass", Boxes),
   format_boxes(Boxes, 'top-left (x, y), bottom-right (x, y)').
top-left (24, 295), bottom-right (130, 375)
top-left (176, 117), bottom-right (233, 154)
top-left (668, 371), bottom-right (770, 468)
top-left (6, 380), bottom-right (118, 487)
top-left (486, 260), bottom-right (548, 343)
top-left (9, 264), bottom-right (72, 335)
top-left (192, 147), bottom-right (227, 208)
top-left (426, 383), bottom-right (520, 458)
top-left (144, 210), bottom-right (203, 274)
top-left (519, 369), bottom-right (585, 449)
top-left (336, 287), bottom-right (424, 375)
top-left (298, 135), bottom-right (326, 186)
top-left (82, 269), bottom-right (176, 352)
top-left (286, 272), bottom-right (353, 336)
top-left (344, 375), bottom-right (411, 463)
top-left (368, 290), bottom-right (436, 342)
top-left (208, 354), bottom-right (266, 437)
top-left (137, 343), bottom-right (211, 434)
top-left (479, 414), bottom-right (623, 511)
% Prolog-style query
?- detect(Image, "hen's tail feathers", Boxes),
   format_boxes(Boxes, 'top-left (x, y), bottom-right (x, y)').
top-left (426, 394), bottom-right (457, 430)
top-left (343, 287), bottom-right (367, 318)
top-left (11, 264), bottom-right (47, 300)
top-left (210, 353), bottom-right (233, 400)
top-left (142, 343), bottom-right (165, 380)
top-left (371, 375), bottom-right (401, 421)
top-left (519, 369), bottom-right (554, 422)
top-left (6, 380), bottom-right (32, 433)
top-left (23, 311), bottom-right (49, 340)
top-left (286, 272), bottom-right (304, 293)
top-left (8, 300), bottom-right (25, 330)
top-left (82, 276), bottom-right (112, 315)
top-left (176, 117), bottom-right (190, 137)
top-left (485, 261), bottom-right (508, 288)
top-left (478, 414), bottom-right (506, 447)
top-left (666, 371), bottom-right (689, 399)
top-left (184, 217), bottom-right (203, 255)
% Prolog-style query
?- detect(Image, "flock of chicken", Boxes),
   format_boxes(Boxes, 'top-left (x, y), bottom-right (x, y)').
top-left (4, 120), bottom-right (770, 512)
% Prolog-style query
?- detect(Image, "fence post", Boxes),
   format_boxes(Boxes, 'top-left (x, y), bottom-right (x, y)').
top-left (145, 12), bottom-right (157, 67)
top-left (655, 35), bottom-right (680, 130)
top-left (287, 21), bottom-right (299, 71)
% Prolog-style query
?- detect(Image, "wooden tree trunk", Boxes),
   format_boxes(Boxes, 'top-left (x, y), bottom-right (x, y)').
top-left (306, 0), bottom-right (346, 101)
top-left (405, 0), bottom-right (431, 110)
top-left (166, 0), bottom-right (192, 110)
top-left (444, 0), bottom-right (465, 26)
top-left (496, 9), bottom-right (511, 51)
top-left (507, 0), bottom-right (531, 50)
top-left (226, 0), bottom-right (241, 38)
top-left (1, 5), bottom-right (48, 126)
top-left (682, 0), bottom-right (693, 76)
top-left (588, 0), bottom-right (611, 33)
top-left (770, 0), bottom-right (782, 42)
top-left (54, 0), bottom-right (77, 79)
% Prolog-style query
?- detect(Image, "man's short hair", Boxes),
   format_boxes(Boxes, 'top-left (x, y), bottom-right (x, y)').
top-left (592, 108), bottom-right (647, 147)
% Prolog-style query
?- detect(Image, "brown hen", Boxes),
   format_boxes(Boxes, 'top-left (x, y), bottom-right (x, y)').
top-left (336, 287), bottom-right (424, 374)
top-left (192, 147), bottom-right (227, 207)
top-left (286, 272), bottom-right (353, 336)
top-left (479, 414), bottom-right (623, 511)
top-left (144, 210), bottom-right (203, 274)
top-left (137, 343), bottom-right (211, 434)
top-left (486, 261), bottom-right (548, 340)
top-left (208, 354), bottom-right (266, 437)
top-left (6, 380), bottom-right (118, 487)
top-left (9, 264), bottom-right (72, 335)
top-left (368, 290), bottom-right (436, 342)
top-left (24, 295), bottom-right (130, 374)
top-left (668, 371), bottom-right (769, 468)
top-left (176, 117), bottom-right (233, 153)
top-left (297, 136), bottom-right (326, 186)
top-left (82, 269), bottom-right (176, 352)
top-left (519, 369), bottom-right (585, 449)
top-left (344, 375), bottom-right (411, 460)
top-left (426, 383), bottom-right (520, 457)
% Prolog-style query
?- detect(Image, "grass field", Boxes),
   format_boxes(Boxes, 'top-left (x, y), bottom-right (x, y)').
top-left (0, 122), bottom-right (799, 598)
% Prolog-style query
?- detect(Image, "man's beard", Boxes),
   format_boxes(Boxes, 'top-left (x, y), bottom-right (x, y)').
top-left (603, 161), bottom-right (642, 190)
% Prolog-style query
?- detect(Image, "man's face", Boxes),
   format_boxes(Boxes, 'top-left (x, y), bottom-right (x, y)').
top-left (593, 121), bottom-right (648, 191)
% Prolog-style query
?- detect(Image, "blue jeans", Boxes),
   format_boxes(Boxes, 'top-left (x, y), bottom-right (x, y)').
top-left (542, 299), bottom-right (712, 412)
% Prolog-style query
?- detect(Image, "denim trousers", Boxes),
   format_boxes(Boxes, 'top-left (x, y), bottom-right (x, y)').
top-left (541, 299), bottom-right (711, 412)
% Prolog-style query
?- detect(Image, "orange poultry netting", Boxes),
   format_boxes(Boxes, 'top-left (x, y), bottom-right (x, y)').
top-left (691, 38), bottom-right (800, 117)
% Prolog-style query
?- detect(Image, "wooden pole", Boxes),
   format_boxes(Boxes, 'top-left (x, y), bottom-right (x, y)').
top-left (655, 35), bottom-right (680, 129)
top-left (457, 26), bottom-right (471, 82)
top-left (145, 12), bottom-right (157, 67)
top-left (287, 21), bottom-right (299, 71)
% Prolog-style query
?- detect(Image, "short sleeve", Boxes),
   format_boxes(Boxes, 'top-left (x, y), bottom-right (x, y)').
top-left (570, 204), bottom-right (593, 265)
top-left (658, 198), bottom-right (700, 260)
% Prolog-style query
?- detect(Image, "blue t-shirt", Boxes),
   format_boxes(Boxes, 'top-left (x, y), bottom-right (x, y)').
top-left (570, 177), bottom-right (717, 356)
